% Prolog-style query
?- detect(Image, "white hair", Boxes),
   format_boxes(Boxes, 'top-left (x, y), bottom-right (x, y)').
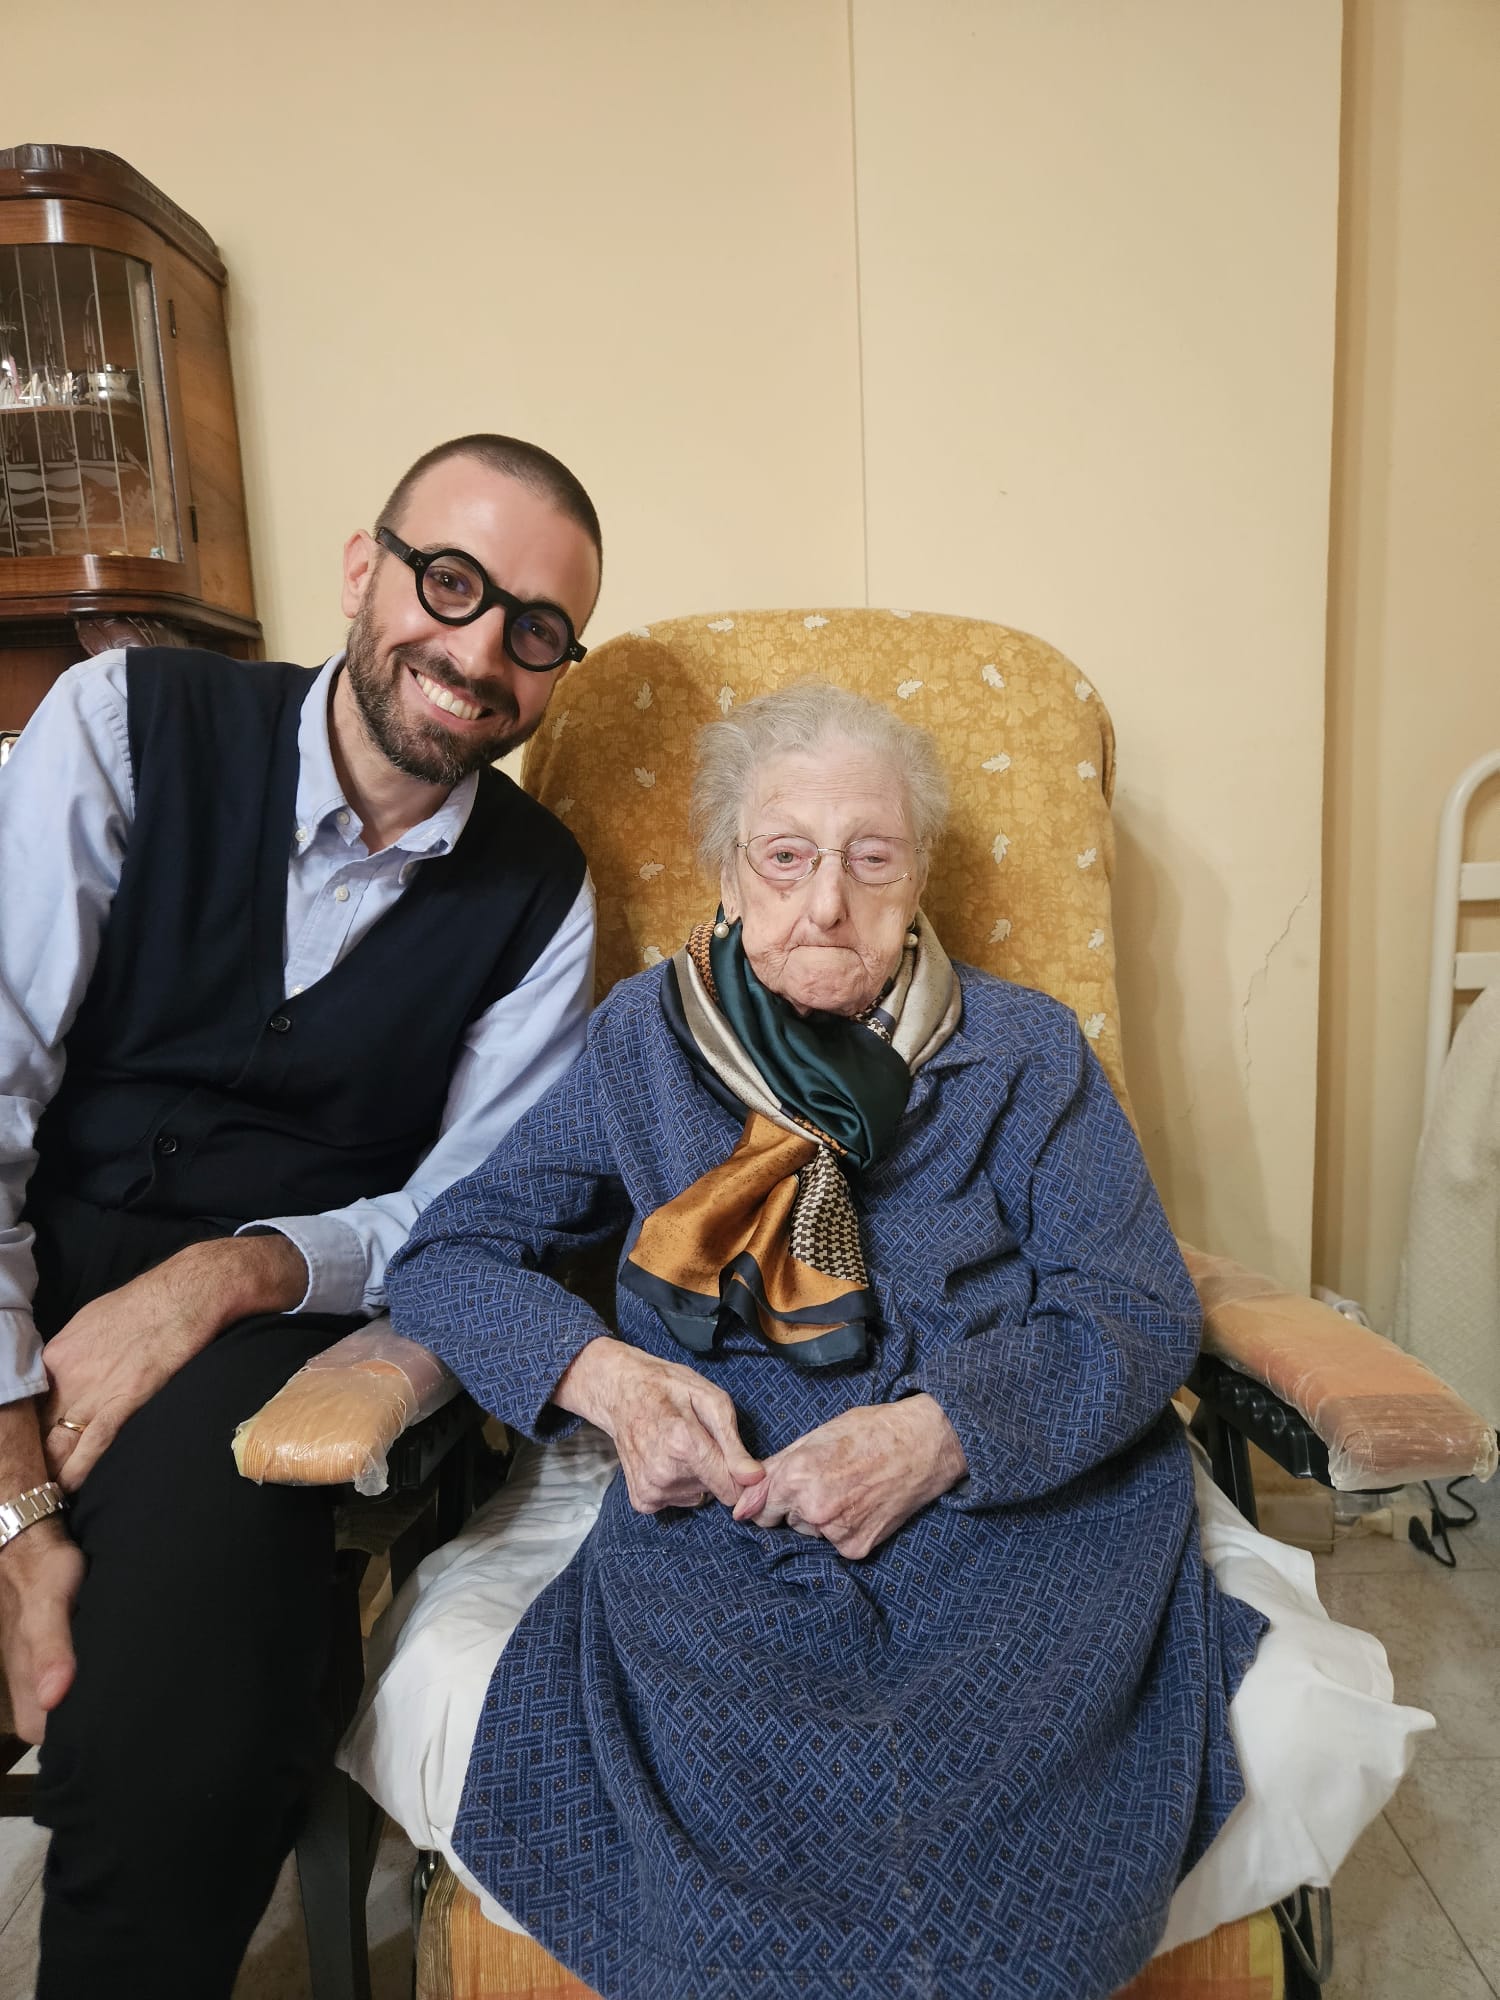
top-left (691, 682), bottom-right (950, 874)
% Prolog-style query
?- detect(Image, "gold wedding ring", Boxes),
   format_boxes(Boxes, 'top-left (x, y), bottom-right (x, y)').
top-left (55, 1418), bottom-right (86, 1434)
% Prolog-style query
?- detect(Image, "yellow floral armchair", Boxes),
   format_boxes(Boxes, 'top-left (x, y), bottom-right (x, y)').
top-left (241, 607), bottom-right (1494, 2000)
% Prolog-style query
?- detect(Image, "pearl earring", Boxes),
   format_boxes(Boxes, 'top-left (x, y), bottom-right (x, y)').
top-left (713, 919), bottom-right (731, 940)
top-left (905, 928), bottom-right (919, 950)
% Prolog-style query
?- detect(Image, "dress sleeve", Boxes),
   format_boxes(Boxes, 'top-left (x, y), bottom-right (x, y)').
top-left (915, 1017), bottom-right (1200, 1508)
top-left (385, 1008), bottom-right (632, 1441)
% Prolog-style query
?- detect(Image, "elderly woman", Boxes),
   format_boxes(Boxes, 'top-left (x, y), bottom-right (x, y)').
top-left (373, 686), bottom-right (1321, 1997)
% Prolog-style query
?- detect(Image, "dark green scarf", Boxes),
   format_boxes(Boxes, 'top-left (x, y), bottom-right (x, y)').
top-left (706, 919), bottom-right (911, 1168)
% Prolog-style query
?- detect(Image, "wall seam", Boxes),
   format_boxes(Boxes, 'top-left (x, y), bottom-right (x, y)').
top-left (846, 0), bottom-right (871, 607)
top-left (1314, 0), bottom-right (1378, 1304)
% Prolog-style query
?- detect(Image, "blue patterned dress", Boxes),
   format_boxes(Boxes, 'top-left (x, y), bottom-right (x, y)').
top-left (387, 964), bottom-right (1266, 2000)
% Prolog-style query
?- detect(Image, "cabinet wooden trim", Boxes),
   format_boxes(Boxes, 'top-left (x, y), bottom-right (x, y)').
top-left (0, 145), bottom-right (225, 283)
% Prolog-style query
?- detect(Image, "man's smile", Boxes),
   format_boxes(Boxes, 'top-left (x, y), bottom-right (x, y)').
top-left (408, 665), bottom-right (494, 724)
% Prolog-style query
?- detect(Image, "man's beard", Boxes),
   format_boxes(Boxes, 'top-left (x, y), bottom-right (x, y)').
top-left (342, 600), bottom-right (539, 786)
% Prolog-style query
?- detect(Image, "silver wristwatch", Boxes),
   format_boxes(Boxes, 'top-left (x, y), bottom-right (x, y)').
top-left (0, 1482), bottom-right (66, 1550)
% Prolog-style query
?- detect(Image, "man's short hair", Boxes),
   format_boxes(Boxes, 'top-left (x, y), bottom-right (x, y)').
top-left (375, 434), bottom-right (603, 584)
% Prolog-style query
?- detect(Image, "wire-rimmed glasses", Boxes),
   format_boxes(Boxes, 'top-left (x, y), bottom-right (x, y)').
top-left (737, 833), bottom-right (919, 887)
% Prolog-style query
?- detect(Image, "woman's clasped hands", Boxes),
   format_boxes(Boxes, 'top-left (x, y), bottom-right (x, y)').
top-left (553, 1336), bottom-right (967, 1559)
top-left (554, 1337), bottom-right (761, 1513)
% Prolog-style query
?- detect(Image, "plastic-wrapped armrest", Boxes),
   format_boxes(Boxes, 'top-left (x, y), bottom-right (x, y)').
top-left (1181, 1243), bottom-right (1498, 1492)
top-left (232, 1319), bottom-right (458, 1496)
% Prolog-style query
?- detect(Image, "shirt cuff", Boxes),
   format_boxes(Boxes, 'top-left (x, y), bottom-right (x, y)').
top-left (0, 1310), bottom-right (50, 1405)
top-left (234, 1216), bottom-right (369, 1318)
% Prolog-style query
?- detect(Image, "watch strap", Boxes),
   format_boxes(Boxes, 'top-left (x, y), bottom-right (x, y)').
top-left (0, 1481), bottom-right (66, 1550)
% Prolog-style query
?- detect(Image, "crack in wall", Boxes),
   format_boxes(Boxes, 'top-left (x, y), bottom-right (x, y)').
top-left (1241, 884), bottom-right (1314, 1083)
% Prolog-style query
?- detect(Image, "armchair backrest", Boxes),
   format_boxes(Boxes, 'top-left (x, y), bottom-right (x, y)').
top-left (523, 608), bottom-right (1130, 1112)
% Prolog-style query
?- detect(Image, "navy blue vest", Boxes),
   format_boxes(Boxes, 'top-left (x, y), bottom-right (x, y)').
top-left (28, 649), bottom-right (586, 1225)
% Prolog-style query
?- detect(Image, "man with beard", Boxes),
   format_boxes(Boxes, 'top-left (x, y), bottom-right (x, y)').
top-left (0, 433), bottom-right (602, 1997)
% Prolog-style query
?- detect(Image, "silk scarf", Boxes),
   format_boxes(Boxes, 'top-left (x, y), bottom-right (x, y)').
top-left (620, 912), bottom-right (961, 1368)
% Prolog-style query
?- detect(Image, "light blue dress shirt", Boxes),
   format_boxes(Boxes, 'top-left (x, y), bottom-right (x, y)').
top-left (0, 650), bottom-right (595, 1404)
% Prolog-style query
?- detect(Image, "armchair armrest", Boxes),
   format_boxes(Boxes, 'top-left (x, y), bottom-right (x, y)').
top-left (1181, 1244), bottom-right (1497, 1491)
top-left (232, 1319), bottom-right (460, 1496)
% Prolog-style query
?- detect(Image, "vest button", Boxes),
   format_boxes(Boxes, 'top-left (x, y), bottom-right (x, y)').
top-left (155, 1133), bottom-right (179, 1156)
top-left (269, 1013), bottom-right (292, 1034)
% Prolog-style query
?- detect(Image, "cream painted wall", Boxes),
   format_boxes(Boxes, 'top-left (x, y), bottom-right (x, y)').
top-left (0, 0), bottom-right (867, 658)
top-left (1317, 0), bottom-right (1500, 1329)
top-left (4, 3), bottom-right (1349, 1285)
top-left (850, 0), bottom-right (1344, 1283)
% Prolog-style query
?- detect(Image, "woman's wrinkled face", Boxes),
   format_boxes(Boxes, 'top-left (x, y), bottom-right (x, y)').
top-left (720, 743), bottom-right (925, 1017)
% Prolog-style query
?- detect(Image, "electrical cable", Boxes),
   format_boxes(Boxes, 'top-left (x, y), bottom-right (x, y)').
top-left (1407, 1476), bottom-right (1478, 1567)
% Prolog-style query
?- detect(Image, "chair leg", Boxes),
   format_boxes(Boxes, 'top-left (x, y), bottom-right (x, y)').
top-left (1277, 1885), bottom-right (1334, 1995)
top-left (387, 1433), bottom-right (480, 1602)
top-left (412, 1846), bottom-right (441, 1938)
top-left (297, 1548), bottom-right (382, 2000)
top-left (297, 1763), bottom-right (382, 2000)
top-left (411, 1848), bottom-right (442, 1999)
top-left (434, 1429), bottom-right (477, 1546)
top-left (1190, 1401), bottom-right (1259, 1527)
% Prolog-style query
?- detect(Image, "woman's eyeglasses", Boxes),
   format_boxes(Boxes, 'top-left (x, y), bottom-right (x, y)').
top-left (375, 527), bottom-right (587, 672)
top-left (738, 834), bottom-right (919, 887)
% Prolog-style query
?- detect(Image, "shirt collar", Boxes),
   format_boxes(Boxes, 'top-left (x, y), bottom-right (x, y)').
top-left (295, 652), bottom-right (480, 856)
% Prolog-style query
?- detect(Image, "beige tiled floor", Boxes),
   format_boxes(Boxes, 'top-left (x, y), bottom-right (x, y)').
top-left (1315, 1475), bottom-right (1500, 2000)
top-left (0, 1474), bottom-right (1496, 1998)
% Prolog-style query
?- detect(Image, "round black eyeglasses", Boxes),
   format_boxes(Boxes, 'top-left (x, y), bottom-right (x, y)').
top-left (375, 527), bottom-right (587, 672)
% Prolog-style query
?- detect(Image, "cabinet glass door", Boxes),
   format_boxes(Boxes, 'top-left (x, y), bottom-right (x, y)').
top-left (0, 244), bottom-right (179, 562)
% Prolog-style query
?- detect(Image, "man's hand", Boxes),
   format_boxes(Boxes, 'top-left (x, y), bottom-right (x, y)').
top-left (41, 1234), bottom-right (309, 1493)
top-left (553, 1336), bottom-right (763, 1514)
top-left (0, 1400), bottom-right (82, 1743)
top-left (733, 1395), bottom-right (967, 1559)
top-left (0, 1519), bottom-right (83, 1743)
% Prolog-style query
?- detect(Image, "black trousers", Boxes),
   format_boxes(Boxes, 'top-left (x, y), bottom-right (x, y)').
top-left (27, 1197), bottom-right (361, 1999)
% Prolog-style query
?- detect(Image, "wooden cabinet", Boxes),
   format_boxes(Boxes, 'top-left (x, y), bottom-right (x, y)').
top-left (0, 145), bottom-right (261, 728)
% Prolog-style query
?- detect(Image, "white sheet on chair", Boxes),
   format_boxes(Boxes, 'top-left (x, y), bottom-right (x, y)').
top-left (1158, 1437), bottom-right (1432, 1949)
top-left (343, 1428), bottom-right (619, 1934)
top-left (340, 1420), bottom-right (1433, 1955)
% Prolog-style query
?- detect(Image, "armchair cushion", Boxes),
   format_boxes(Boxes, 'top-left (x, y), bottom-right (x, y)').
top-left (1184, 1246), bottom-right (1500, 1491)
top-left (231, 1320), bottom-right (458, 1495)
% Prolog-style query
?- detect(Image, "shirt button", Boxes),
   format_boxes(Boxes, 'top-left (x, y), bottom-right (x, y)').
top-left (333, 884), bottom-right (350, 903)
top-left (289, 984), bottom-right (304, 997)
top-left (154, 1133), bottom-right (179, 1155)
top-left (400, 862), bottom-right (416, 884)
top-left (295, 826), bottom-right (310, 845)
top-left (269, 1013), bottom-right (292, 1034)
top-left (337, 809), bottom-right (350, 827)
